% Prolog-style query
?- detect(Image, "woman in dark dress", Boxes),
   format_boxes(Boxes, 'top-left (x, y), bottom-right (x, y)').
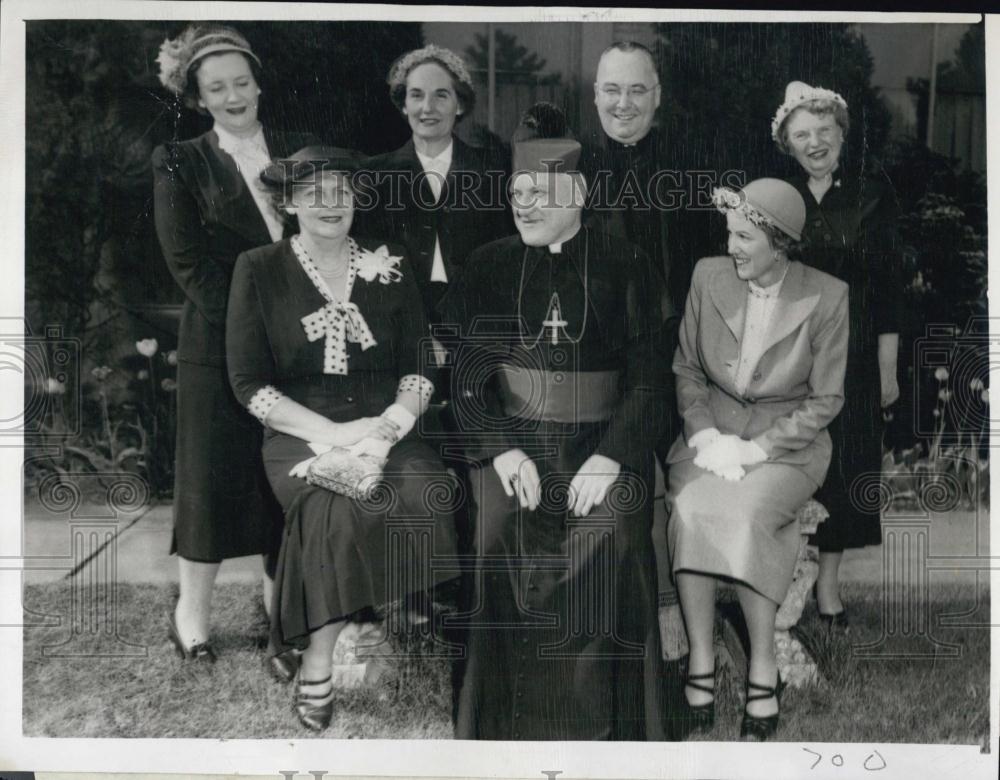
top-left (361, 44), bottom-right (510, 317)
top-left (152, 24), bottom-right (317, 661)
top-left (772, 81), bottom-right (903, 625)
top-left (226, 147), bottom-right (458, 731)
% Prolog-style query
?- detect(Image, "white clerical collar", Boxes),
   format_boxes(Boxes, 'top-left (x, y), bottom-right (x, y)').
top-left (214, 122), bottom-right (267, 155)
top-left (415, 140), bottom-right (454, 168)
top-left (548, 224), bottom-right (582, 254)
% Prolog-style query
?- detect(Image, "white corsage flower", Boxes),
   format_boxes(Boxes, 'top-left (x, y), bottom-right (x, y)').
top-left (356, 245), bottom-right (403, 284)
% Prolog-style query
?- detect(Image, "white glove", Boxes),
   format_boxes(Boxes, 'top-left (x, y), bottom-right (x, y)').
top-left (694, 434), bottom-right (767, 481)
top-left (688, 427), bottom-right (721, 452)
top-left (381, 403), bottom-right (417, 441)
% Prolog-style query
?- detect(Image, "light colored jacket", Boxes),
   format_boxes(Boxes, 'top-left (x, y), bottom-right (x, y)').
top-left (667, 255), bottom-right (849, 486)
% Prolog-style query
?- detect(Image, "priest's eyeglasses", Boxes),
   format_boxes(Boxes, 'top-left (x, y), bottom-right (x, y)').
top-left (598, 83), bottom-right (659, 101)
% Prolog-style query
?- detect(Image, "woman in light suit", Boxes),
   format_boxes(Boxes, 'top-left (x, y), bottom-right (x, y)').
top-left (665, 178), bottom-right (848, 740)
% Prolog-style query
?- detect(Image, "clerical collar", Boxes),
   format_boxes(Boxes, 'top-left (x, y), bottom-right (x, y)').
top-left (607, 128), bottom-right (656, 152)
top-left (548, 223), bottom-right (582, 255)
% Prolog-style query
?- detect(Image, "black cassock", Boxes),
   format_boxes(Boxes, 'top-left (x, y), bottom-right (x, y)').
top-left (440, 225), bottom-right (679, 740)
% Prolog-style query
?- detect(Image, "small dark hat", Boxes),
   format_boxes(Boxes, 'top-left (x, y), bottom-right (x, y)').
top-left (510, 102), bottom-right (580, 175)
top-left (260, 145), bottom-right (362, 188)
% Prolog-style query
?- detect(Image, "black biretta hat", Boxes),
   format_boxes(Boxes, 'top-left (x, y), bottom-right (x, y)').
top-left (510, 102), bottom-right (581, 175)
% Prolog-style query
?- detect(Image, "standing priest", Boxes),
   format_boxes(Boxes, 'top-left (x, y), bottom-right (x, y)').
top-left (441, 107), bottom-right (677, 740)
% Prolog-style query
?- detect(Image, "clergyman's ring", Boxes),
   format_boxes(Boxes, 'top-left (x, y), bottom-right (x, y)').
top-left (510, 474), bottom-right (519, 484)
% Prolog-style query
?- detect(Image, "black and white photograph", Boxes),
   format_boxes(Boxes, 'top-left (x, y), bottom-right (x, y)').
top-left (0, 1), bottom-right (996, 778)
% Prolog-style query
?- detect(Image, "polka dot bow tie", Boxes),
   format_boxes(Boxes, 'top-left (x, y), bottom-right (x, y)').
top-left (301, 301), bottom-right (376, 375)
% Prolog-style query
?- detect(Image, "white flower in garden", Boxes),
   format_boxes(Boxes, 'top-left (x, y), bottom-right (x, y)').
top-left (932, 408), bottom-right (940, 418)
top-left (934, 367), bottom-right (949, 382)
top-left (938, 389), bottom-right (951, 403)
top-left (137, 369), bottom-right (149, 380)
top-left (136, 338), bottom-right (159, 357)
top-left (969, 377), bottom-right (984, 391)
top-left (45, 377), bottom-right (65, 395)
top-left (91, 366), bottom-right (112, 381)
top-left (165, 350), bottom-right (178, 366)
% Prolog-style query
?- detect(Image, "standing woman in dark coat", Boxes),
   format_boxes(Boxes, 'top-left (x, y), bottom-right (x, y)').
top-left (152, 24), bottom-right (317, 660)
top-left (772, 81), bottom-right (903, 625)
top-left (361, 44), bottom-right (510, 318)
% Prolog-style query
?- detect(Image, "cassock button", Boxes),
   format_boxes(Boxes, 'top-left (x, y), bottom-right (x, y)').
top-left (824, 233), bottom-right (832, 242)
top-left (346, 395), bottom-right (355, 403)
top-left (515, 713), bottom-right (521, 720)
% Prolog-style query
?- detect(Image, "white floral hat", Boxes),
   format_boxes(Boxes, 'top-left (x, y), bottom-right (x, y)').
top-left (770, 80), bottom-right (848, 142)
top-left (712, 178), bottom-right (806, 241)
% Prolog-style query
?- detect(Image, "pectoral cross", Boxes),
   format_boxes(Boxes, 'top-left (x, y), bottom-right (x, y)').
top-left (542, 293), bottom-right (568, 345)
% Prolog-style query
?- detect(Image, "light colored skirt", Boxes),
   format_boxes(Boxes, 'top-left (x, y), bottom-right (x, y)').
top-left (666, 459), bottom-right (815, 604)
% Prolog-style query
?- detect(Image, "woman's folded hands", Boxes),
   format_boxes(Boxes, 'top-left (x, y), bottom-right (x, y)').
top-left (690, 427), bottom-right (767, 481)
top-left (288, 403), bottom-right (418, 478)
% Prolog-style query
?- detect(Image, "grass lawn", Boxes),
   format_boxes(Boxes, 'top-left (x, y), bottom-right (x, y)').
top-left (22, 580), bottom-right (989, 743)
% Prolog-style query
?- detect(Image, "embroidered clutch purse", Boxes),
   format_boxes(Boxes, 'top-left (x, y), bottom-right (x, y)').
top-left (306, 447), bottom-right (385, 500)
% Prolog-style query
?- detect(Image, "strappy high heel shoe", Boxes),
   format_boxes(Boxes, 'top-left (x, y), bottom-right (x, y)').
top-left (166, 611), bottom-right (216, 663)
top-left (682, 668), bottom-right (716, 734)
top-left (740, 673), bottom-right (785, 741)
top-left (295, 674), bottom-right (334, 732)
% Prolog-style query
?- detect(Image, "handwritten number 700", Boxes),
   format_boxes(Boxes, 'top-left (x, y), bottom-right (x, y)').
top-left (803, 748), bottom-right (887, 771)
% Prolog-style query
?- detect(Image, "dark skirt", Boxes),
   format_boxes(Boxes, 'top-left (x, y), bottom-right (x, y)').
top-left (264, 432), bottom-right (459, 652)
top-left (811, 347), bottom-right (885, 552)
top-left (454, 422), bottom-right (676, 741)
top-left (171, 359), bottom-right (282, 564)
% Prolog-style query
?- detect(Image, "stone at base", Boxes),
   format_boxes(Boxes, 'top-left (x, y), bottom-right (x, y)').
top-left (659, 603), bottom-right (690, 661)
top-left (775, 629), bottom-right (819, 688)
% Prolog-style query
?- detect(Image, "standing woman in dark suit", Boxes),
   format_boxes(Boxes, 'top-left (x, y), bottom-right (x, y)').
top-left (152, 24), bottom-right (316, 661)
top-left (362, 44), bottom-right (510, 318)
top-left (772, 82), bottom-right (903, 626)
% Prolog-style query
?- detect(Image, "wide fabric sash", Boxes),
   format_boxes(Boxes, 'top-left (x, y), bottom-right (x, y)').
top-left (497, 366), bottom-right (619, 423)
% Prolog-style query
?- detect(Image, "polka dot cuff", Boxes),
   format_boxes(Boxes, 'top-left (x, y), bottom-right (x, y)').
top-left (397, 374), bottom-right (434, 404)
top-left (247, 384), bottom-right (285, 425)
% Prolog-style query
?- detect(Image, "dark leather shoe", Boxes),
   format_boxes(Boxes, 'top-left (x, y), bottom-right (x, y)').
top-left (268, 648), bottom-right (303, 684)
top-left (682, 668), bottom-right (716, 736)
top-left (295, 674), bottom-right (334, 732)
top-left (166, 612), bottom-right (216, 663)
top-left (740, 674), bottom-right (785, 741)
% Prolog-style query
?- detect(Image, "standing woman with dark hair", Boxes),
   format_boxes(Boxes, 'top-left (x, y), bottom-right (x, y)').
top-left (152, 24), bottom-right (317, 665)
top-left (772, 81), bottom-right (903, 627)
top-left (362, 44), bottom-right (510, 318)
